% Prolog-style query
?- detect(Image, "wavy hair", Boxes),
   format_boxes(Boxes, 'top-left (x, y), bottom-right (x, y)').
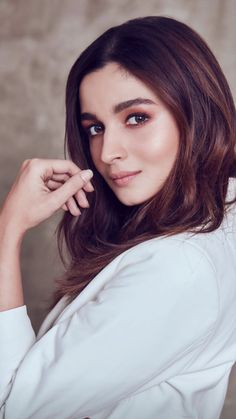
top-left (54, 16), bottom-right (236, 302)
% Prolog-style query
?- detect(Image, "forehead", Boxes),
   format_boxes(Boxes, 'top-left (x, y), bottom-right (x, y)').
top-left (79, 63), bottom-right (158, 112)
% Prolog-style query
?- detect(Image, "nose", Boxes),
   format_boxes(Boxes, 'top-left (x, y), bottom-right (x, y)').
top-left (100, 126), bottom-right (127, 164)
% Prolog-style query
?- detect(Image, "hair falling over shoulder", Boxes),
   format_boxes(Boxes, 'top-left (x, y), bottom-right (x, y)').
top-left (53, 16), bottom-right (236, 304)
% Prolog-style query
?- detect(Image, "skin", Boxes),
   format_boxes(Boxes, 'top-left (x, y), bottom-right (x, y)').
top-left (0, 160), bottom-right (94, 310)
top-left (0, 63), bottom-right (179, 312)
top-left (79, 62), bottom-right (179, 206)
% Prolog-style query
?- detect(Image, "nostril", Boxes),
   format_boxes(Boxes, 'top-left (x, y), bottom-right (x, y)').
top-left (101, 147), bottom-right (126, 164)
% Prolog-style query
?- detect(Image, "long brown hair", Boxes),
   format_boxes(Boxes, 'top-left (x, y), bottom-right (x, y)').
top-left (54, 16), bottom-right (236, 302)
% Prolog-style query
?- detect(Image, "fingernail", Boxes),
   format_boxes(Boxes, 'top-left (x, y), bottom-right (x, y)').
top-left (80, 169), bottom-right (93, 182)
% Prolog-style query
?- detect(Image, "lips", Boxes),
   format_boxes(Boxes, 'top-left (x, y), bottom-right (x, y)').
top-left (110, 170), bottom-right (141, 180)
top-left (110, 170), bottom-right (141, 186)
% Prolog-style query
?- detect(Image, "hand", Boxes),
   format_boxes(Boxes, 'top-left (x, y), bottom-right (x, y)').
top-left (0, 158), bottom-right (94, 236)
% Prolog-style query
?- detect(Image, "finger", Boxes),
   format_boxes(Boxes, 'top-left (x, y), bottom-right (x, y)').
top-left (62, 204), bottom-right (69, 211)
top-left (48, 169), bottom-right (93, 211)
top-left (47, 180), bottom-right (90, 208)
top-left (46, 179), bottom-right (62, 190)
top-left (27, 158), bottom-right (84, 178)
top-left (66, 197), bottom-right (81, 216)
top-left (51, 173), bottom-right (70, 182)
top-left (47, 179), bottom-right (90, 209)
top-left (44, 159), bottom-right (83, 176)
top-left (50, 166), bottom-right (94, 192)
top-left (75, 189), bottom-right (90, 208)
top-left (83, 181), bottom-right (94, 192)
top-left (51, 170), bottom-right (94, 192)
top-left (51, 172), bottom-right (94, 192)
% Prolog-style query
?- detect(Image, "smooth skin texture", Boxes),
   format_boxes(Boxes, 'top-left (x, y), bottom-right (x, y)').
top-left (80, 62), bottom-right (179, 206)
top-left (0, 158), bottom-right (93, 311)
top-left (0, 63), bottom-right (179, 311)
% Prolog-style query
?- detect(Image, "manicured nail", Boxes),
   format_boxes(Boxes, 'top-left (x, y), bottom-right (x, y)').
top-left (80, 169), bottom-right (93, 182)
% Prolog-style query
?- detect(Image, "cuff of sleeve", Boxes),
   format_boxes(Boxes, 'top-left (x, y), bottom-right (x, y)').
top-left (0, 305), bottom-right (35, 361)
top-left (0, 306), bottom-right (35, 405)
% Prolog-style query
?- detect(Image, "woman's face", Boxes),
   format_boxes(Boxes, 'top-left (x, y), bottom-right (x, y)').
top-left (79, 63), bottom-right (179, 206)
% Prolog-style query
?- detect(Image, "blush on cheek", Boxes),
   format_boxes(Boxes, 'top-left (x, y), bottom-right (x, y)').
top-left (144, 126), bottom-right (179, 163)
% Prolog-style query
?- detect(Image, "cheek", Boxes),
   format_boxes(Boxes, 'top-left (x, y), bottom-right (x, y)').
top-left (151, 134), bottom-right (178, 162)
top-left (132, 123), bottom-right (179, 164)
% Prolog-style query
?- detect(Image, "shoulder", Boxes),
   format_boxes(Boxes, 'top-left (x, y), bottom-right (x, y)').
top-left (100, 234), bottom-right (220, 337)
top-left (108, 235), bottom-right (219, 321)
top-left (116, 234), bottom-right (216, 286)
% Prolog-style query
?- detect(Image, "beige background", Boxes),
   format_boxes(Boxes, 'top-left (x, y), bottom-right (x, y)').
top-left (0, 1), bottom-right (236, 417)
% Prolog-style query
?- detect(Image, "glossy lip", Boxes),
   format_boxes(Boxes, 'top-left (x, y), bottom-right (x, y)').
top-left (110, 170), bottom-right (141, 180)
top-left (110, 170), bottom-right (142, 186)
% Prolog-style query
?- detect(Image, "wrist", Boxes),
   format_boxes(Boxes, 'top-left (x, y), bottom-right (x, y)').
top-left (0, 211), bottom-right (26, 246)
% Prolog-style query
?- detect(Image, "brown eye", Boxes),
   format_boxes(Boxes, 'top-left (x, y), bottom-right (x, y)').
top-left (126, 113), bottom-right (149, 125)
top-left (87, 124), bottom-right (104, 137)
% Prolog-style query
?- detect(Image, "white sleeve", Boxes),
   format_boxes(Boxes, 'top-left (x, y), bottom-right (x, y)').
top-left (1, 240), bottom-right (219, 419)
top-left (0, 306), bottom-right (35, 406)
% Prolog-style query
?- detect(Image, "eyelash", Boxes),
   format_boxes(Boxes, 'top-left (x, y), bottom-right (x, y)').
top-left (84, 112), bottom-right (150, 138)
top-left (126, 113), bottom-right (149, 126)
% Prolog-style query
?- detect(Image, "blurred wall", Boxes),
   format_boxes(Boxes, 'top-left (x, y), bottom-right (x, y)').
top-left (0, 1), bottom-right (236, 418)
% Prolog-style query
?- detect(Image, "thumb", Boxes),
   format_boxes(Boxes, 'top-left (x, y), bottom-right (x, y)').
top-left (48, 169), bottom-right (93, 210)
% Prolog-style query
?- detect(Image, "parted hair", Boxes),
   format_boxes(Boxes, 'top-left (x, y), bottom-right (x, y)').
top-left (54, 16), bottom-right (236, 302)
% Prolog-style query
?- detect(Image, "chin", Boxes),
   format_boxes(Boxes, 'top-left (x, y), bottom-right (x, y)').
top-left (116, 194), bottom-right (152, 207)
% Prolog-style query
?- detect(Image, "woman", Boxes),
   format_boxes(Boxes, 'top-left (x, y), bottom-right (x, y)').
top-left (0, 16), bottom-right (236, 419)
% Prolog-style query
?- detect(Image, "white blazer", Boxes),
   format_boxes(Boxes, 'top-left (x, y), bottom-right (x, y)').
top-left (1, 179), bottom-right (236, 419)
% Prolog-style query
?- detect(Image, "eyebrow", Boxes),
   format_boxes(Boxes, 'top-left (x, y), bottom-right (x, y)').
top-left (80, 97), bottom-right (156, 121)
